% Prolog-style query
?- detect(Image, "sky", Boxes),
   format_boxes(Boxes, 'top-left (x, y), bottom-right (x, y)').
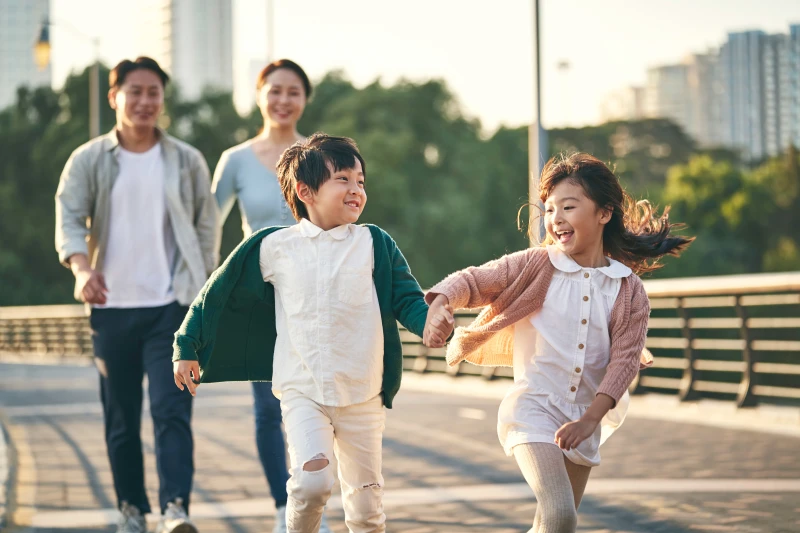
top-left (48, 0), bottom-right (800, 132)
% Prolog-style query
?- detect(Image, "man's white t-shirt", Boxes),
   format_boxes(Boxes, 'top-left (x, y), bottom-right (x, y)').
top-left (97, 143), bottom-right (177, 308)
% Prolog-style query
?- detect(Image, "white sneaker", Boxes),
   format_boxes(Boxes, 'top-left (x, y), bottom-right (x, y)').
top-left (156, 498), bottom-right (198, 533)
top-left (274, 506), bottom-right (331, 533)
top-left (318, 513), bottom-right (332, 533)
top-left (273, 505), bottom-right (287, 533)
top-left (116, 502), bottom-right (146, 533)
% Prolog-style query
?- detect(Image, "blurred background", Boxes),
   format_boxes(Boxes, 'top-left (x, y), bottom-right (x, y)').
top-left (2, 2), bottom-right (800, 532)
top-left (1, 0), bottom-right (798, 306)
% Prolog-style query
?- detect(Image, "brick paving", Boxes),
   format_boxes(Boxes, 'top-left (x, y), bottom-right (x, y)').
top-left (1, 363), bottom-right (799, 532)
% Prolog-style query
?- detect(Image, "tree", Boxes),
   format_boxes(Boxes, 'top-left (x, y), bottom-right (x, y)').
top-left (661, 149), bottom-right (800, 277)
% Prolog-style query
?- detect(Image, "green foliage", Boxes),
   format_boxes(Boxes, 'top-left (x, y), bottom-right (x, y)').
top-left (662, 149), bottom-right (800, 276)
top-left (1, 65), bottom-right (797, 306)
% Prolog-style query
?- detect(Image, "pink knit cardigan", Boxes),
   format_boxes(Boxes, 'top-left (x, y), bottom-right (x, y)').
top-left (426, 247), bottom-right (653, 403)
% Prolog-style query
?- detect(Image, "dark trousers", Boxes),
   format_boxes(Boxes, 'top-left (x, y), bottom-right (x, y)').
top-left (252, 381), bottom-right (289, 508)
top-left (90, 302), bottom-right (193, 515)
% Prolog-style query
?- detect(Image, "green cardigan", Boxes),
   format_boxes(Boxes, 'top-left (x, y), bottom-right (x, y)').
top-left (172, 224), bottom-right (428, 408)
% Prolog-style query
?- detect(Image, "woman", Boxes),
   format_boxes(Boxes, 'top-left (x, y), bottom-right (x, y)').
top-left (212, 59), bottom-right (330, 533)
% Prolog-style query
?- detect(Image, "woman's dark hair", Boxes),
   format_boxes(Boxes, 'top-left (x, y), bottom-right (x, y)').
top-left (534, 152), bottom-right (694, 274)
top-left (109, 57), bottom-right (169, 89)
top-left (276, 132), bottom-right (365, 220)
top-left (256, 59), bottom-right (312, 98)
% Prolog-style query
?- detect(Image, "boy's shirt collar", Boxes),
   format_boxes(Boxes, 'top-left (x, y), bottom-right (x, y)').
top-left (298, 218), bottom-right (351, 240)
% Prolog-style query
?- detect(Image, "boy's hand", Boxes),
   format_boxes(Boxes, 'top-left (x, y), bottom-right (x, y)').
top-left (554, 417), bottom-right (598, 451)
top-left (173, 360), bottom-right (200, 396)
top-left (423, 294), bottom-right (454, 348)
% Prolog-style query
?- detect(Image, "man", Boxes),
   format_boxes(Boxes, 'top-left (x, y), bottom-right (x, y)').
top-left (55, 56), bottom-right (219, 533)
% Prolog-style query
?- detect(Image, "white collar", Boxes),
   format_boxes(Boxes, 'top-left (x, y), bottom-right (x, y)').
top-left (546, 245), bottom-right (632, 279)
top-left (298, 218), bottom-right (351, 240)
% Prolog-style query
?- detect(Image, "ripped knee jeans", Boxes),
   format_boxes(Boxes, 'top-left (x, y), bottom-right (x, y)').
top-left (280, 390), bottom-right (387, 533)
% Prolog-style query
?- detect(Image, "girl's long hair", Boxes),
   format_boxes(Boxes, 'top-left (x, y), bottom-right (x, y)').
top-left (531, 152), bottom-right (694, 274)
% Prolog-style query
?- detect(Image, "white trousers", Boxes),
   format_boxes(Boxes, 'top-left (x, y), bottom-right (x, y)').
top-left (280, 390), bottom-right (386, 533)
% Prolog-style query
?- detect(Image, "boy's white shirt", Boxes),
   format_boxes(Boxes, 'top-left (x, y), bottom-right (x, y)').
top-left (259, 218), bottom-right (384, 407)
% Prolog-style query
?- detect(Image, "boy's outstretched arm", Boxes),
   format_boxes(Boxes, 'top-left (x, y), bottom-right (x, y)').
top-left (385, 235), bottom-right (430, 339)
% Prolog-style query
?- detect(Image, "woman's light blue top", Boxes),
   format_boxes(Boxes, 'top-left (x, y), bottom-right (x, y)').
top-left (212, 141), bottom-right (297, 236)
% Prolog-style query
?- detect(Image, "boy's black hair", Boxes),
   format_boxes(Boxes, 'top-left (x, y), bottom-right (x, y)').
top-left (277, 132), bottom-right (366, 220)
top-left (109, 56), bottom-right (169, 89)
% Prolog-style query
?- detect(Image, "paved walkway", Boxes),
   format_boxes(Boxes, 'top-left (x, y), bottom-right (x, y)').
top-left (1, 362), bottom-right (799, 532)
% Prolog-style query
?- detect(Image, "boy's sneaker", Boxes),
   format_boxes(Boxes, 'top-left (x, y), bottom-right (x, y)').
top-left (273, 505), bottom-right (286, 533)
top-left (156, 498), bottom-right (198, 533)
top-left (272, 506), bottom-right (331, 533)
top-left (319, 513), bottom-right (332, 533)
top-left (116, 502), bottom-right (146, 533)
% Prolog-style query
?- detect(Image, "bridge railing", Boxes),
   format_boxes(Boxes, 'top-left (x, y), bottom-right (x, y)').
top-left (1, 271), bottom-right (799, 407)
top-left (400, 271), bottom-right (800, 408)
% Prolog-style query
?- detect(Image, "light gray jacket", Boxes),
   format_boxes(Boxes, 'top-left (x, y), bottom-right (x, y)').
top-left (55, 129), bottom-right (220, 306)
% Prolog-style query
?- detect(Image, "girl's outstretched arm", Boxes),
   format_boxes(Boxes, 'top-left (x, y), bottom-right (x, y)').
top-left (425, 248), bottom-right (540, 310)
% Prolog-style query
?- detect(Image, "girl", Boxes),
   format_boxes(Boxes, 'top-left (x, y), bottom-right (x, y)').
top-left (423, 152), bottom-right (693, 532)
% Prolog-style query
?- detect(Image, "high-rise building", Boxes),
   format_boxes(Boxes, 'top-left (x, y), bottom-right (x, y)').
top-left (720, 30), bottom-right (767, 161)
top-left (0, 0), bottom-right (51, 110)
top-left (599, 86), bottom-right (646, 123)
top-left (137, 0), bottom-right (233, 101)
top-left (685, 51), bottom-right (724, 148)
top-left (602, 24), bottom-right (800, 160)
top-left (644, 63), bottom-right (693, 135)
top-left (763, 33), bottom-right (792, 157)
top-left (789, 24), bottom-right (800, 149)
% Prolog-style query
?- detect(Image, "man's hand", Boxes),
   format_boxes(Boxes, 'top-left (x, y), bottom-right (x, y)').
top-left (423, 294), bottom-right (454, 348)
top-left (70, 254), bottom-right (108, 304)
top-left (173, 360), bottom-right (201, 396)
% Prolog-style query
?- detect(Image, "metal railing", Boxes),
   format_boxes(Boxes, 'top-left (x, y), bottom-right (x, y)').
top-left (401, 271), bottom-right (800, 407)
top-left (1, 271), bottom-right (799, 407)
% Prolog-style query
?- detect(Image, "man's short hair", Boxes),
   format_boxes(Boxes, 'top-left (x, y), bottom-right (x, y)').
top-left (109, 57), bottom-right (170, 89)
top-left (277, 133), bottom-right (366, 221)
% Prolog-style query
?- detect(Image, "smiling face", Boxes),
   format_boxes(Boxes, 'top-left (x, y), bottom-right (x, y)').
top-left (298, 159), bottom-right (366, 230)
top-left (258, 68), bottom-right (307, 129)
top-left (544, 179), bottom-right (612, 267)
top-left (109, 68), bottom-right (164, 131)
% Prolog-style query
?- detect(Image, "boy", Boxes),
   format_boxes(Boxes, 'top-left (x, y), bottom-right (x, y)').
top-left (173, 133), bottom-right (454, 533)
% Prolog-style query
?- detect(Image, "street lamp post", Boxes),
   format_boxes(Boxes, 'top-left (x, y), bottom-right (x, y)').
top-left (34, 18), bottom-right (102, 139)
top-left (528, 0), bottom-right (547, 244)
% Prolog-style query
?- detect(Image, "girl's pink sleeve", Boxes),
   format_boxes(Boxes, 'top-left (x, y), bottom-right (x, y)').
top-left (425, 249), bottom-right (535, 310)
top-left (596, 277), bottom-right (651, 405)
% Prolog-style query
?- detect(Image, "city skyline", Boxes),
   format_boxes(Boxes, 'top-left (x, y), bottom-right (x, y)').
top-left (17, 0), bottom-right (800, 132)
top-left (602, 22), bottom-right (799, 161)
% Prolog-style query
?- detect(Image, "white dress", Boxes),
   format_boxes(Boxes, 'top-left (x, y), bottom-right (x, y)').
top-left (497, 245), bottom-right (633, 467)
